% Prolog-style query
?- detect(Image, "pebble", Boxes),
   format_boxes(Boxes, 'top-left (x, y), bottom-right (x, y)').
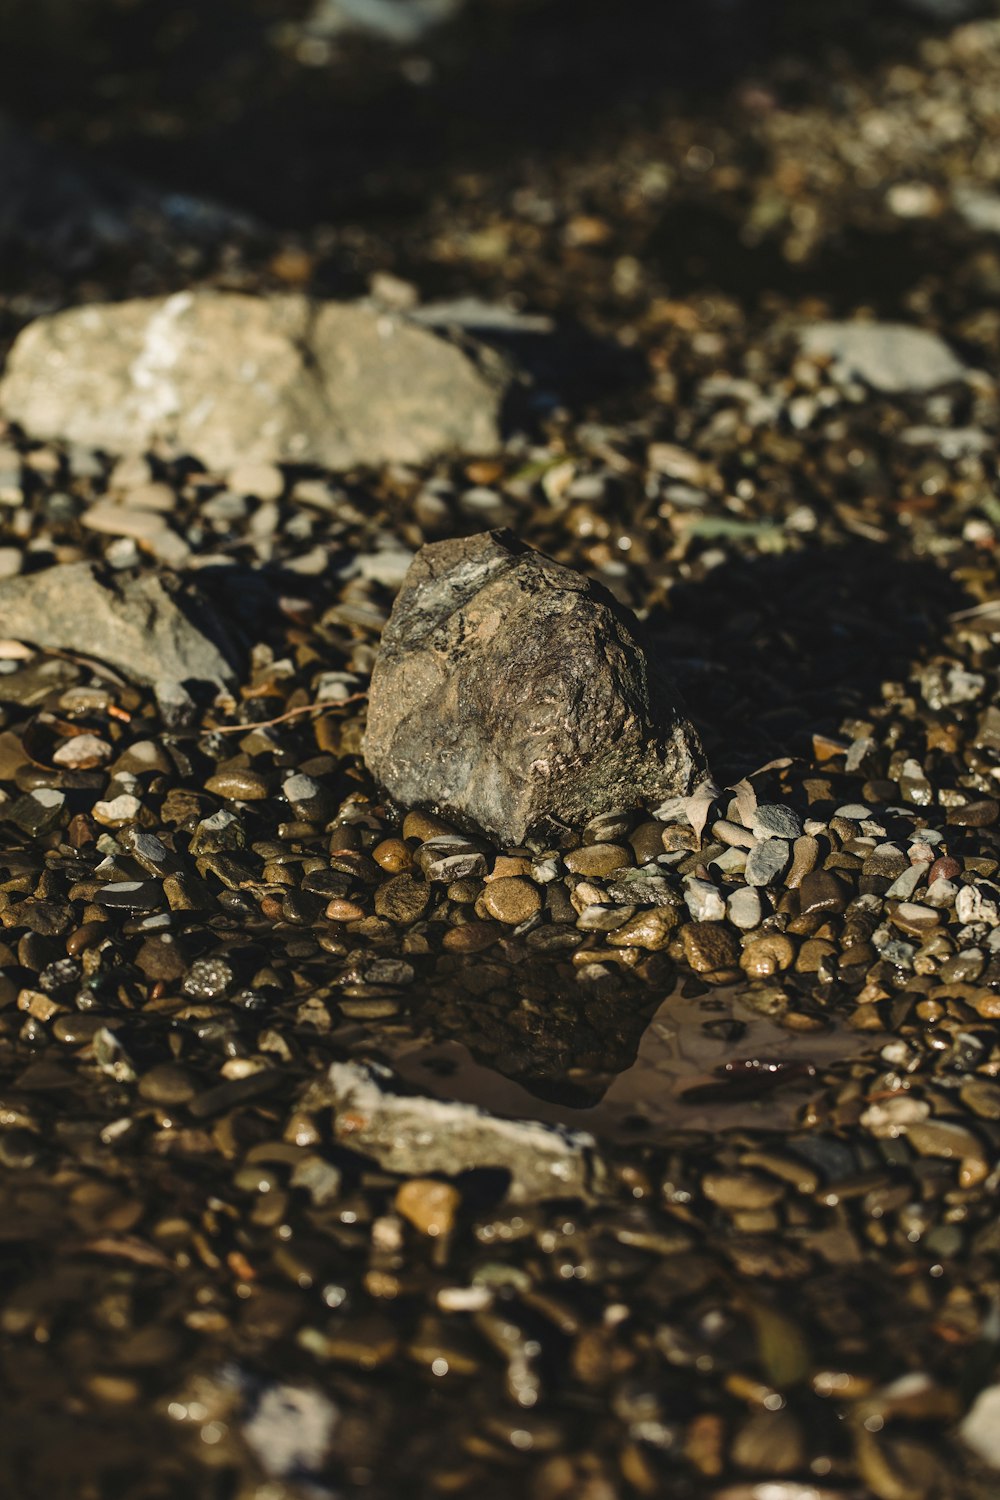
top-left (52, 734), bottom-right (112, 769)
top-left (416, 837), bottom-right (489, 882)
top-left (373, 875), bottom-right (430, 924)
top-left (702, 1172), bottom-right (785, 1211)
top-left (372, 838), bottom-right (413, 873)
top-left (481, 878), bottom-right (542, 926)
top-left (885, 865), bottom-right (925, 900)
top-left (92, 793), bottom-right (142, 827)
top-left (228, 461), bottom-right (285, 501)
top-left (441, 921), bottom-right (501, 952)
top-left (745, 837), bottom-right (791, 886)
top-left (751, 804), bottom-right (802, 840)
top-left (713, 819), bottom-right (756, 850)
top-left (205, 768), bottom-right (271, 800)
top-left (395, 1179), bottom-right (461, 1238)
top-left (606, 906), bottom-right (678, 949)
top-left (563, 843), bottom-right (632, 877)
top-left (890, 901), bottom-right (940, 935)
top-left (785, 835), bottom-right (820, 888)
top-left (402, 810), bottom-right (456, 841)
top-left (138, 1064), bottom-right (199, 1106)
top-left (727, 887), bottom-right (763, 930)
top-left (740, 933), bottom-right (796, 977)
top-left (681, 922), bottom-right (739, 973)
top-left (798, 868), bottom-right (849, 916)
top-left (684, 878), bottom-right (727, 922)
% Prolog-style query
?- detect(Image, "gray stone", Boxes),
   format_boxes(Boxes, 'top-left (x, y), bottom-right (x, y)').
top-left (727, 886), bottom-right (763, 930)
top-left (363, 531), bottom-right (706, 845)
top-left (684, 877), bottom-right (727, 923)
top-left (751, 803), bottom-right (802, 841)
top-left (322, 1059), bottom-right (601, 1203)
top-left (745, 837), bottom-right (791, 887)
top-left (0, 561), bottom-right (240, 722)
top-left (799, 321), bottom-right (966, 393)
top-left (0, 290), bottom-right (512, 471)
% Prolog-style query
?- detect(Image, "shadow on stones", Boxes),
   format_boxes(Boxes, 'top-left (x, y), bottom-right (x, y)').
top-left (650, 539), bottom-right (973, 784)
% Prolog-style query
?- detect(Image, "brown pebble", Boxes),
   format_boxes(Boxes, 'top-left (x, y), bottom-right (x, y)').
top-left (740, 933), bottom-right (796, 977)
top-left (795, 938), bottom-right (838, 973)
top-left (486, 855), bottom-right (532, 881)
top-left (681, 921), bottom-right (739, 973)
top-left (702, 1172), bottom-right (784, 1211)
top-left (607, 906), bottom-right (678, 950)
top-left (564, 843), bottom-right (633, 878)
top-left (798, 868), bottom-right (848, 916)
top-left (442, 921), bottom-right (501, 952)
top-left (66, 921), bottom-right (108, 956)
top-left (326, 898), bottom-right (367, 922)
top-left (205, 768), bottom-right (271, 800)
top-left (402, 810), bottom-right (456, 841)
top-left (929, 856), bottom-right (961, 884)
top-left (785, 835), bottom-right (820, 889)
top-left (138, 1063), bottom-right (199, 1106)
top-left (395, 1178), bottom-right (460, 1237)
top-left (947, 799), bottom-right (999, 827)
top-left (373, 838), bottom-right (413, 873)
top-left (481, 877), bottom-right (541, 925)
top-left (373, 874), bottom-right (430, 924)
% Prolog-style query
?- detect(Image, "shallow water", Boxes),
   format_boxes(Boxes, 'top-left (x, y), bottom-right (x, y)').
top-left (343, 987), bottom-right (879, 1139)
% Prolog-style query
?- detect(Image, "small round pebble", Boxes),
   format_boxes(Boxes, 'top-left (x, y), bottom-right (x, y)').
top-left (481, 877), bottom-right (542, 925)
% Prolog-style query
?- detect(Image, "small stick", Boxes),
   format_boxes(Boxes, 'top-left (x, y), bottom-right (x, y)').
top-left (204, 691), bottom-right (367, 735)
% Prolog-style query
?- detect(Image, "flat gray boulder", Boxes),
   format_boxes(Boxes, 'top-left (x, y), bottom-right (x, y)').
top-left (0, 290), bottom-right (511, 471)
top-left (364, 530), bottom-right (706, 845)
top-left (0, 562), bottom-right (240, 721)
top-left (799, 320), bottom-right (967, 393)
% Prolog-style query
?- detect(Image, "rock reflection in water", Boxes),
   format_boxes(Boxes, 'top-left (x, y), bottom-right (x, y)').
top-left (338, 950), bottom-right (874, 1139)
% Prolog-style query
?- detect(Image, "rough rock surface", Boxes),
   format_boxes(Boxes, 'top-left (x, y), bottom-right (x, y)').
top-left (799, 320), bottom-right (967, 393)
top-left (364, 529), bottom-right (706, 845)
top-left (0, 562), bottom-right (240, 720)
top-left (323, 1059), bottom-right (600, 1202)
top-left (0, 290), bottom-right (511, 470)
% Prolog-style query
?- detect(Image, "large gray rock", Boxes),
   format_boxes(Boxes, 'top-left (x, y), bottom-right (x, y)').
top-left (799, 321), bottom-right (967, 394)
top-left (0, 291), bottom-right (511, 471)
top-left (364, 530), bottom-right (706, 845)
top-left (0, 562), bottom-right (240, 721)
top-left (322, 1059), bottom-right (602, 1203)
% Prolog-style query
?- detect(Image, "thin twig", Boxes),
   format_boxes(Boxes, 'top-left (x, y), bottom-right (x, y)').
top-left (204, 691), bottom-right (367, 735)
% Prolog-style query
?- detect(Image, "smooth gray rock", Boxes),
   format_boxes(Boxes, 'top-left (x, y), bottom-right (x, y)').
top-left (799, 321), bottom-right (966, 393)
top-left (0, 562), bottom-right (240, 721)
top-left (0, 290), bottom-right (511, 471)
top-left (363, 530), bottom-right (706, 845)
top-left (322, 1059), bottom-right (601, 1203)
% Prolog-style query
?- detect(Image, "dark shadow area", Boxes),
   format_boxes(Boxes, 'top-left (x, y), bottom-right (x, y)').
top-left (652, 540), bottom-right (974, 783)
top-left (0, 0), bottom-right (992, 232)
top-left (647, 200), bottom-right (1000, 316)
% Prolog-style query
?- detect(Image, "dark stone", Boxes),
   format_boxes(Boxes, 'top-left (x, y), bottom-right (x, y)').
top-left (798, 868), bottom-right (849, 917)
top-left (364, 531), bottom-right (706, 846)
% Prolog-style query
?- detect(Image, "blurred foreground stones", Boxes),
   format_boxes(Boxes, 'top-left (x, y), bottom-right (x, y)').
top-left (364, 529), bottom-right (706, 844)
